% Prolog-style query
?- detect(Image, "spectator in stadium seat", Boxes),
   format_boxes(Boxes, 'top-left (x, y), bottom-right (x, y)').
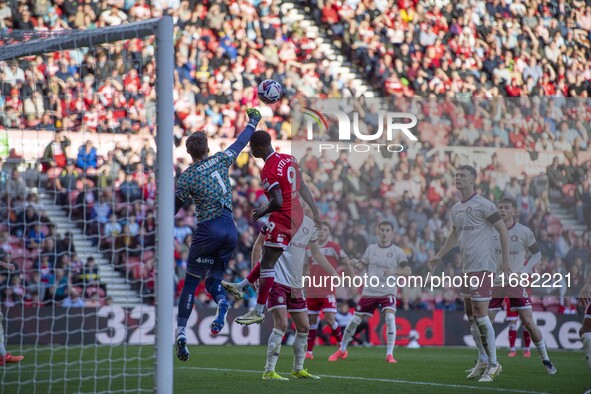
top-left (538, 229), bottom-right (557, 261)
top-left (57, 231), bottom-right (76, 260)
top-left (26, 223), bottom-right (45, 250)
top-left (516, 185), bottom-right (536, 225)
top-left (61, 287), bottom-right (85, 308)
top-left (173, 217), bottom-right (192, 244)
top-left (79, 257), bottom-right (100, 288)
top-left (118, 172), bottom-right (142, 203)
top-left (5, 168), bottom-right (26, 201)
top-left (54, 160), bottom-right (80, 204)
top-left (546, 157), bottom-right (568, 193)
top-left (565, 236), bottom-right (590, 270)
top-left (76, 140), bottom-right (98, 172)
top-left (25, 271), bottom-right (47, 304)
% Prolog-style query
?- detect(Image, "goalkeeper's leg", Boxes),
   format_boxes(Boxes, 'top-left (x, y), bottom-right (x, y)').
top-left (176, 268), bottom-right (203, 362)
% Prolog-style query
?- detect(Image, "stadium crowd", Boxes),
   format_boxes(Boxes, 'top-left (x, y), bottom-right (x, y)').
top-left (0, 0), bottom-right (589, 314)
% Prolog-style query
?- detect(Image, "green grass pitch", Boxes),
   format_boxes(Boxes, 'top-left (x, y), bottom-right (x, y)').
top-left (1, 345), bottom-right (588, 393)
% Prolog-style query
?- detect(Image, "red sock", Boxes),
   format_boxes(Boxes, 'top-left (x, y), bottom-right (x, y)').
top-left (332, 325), bottom-right (343, 344)
top-left (307, 328), bottom-right (317, 352)
top-left (247, 262), bottom-right (261, 284)
top-left (508, 325), bottom-right (517, 349)
top-left (256, 269), bottom-right (275, 305)
top-left (523, 329), bottom-right (531, 349)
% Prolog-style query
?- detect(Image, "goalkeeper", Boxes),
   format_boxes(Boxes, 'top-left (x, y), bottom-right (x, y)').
top-left (173, 108), bottom-right (261, 362)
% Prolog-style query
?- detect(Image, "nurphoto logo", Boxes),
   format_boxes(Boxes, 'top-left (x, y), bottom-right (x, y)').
top-left (302, 106), bottom-right (419, 153)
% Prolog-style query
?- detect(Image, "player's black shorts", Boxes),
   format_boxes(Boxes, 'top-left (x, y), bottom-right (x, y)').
top-left (187, 208), bottom-right (237, 279)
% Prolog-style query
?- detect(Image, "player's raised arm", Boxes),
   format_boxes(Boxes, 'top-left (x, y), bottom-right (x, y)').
top-left (252, 186), bottom-right (283, 222)
top-left (492, 218), bottom-right (510, 275)
top-left (309, 241), bottom-right (339, 277)
top-left (429, 226), bottom-right (458, 271)
top-left (225, 109), bottom-right (261, 158)
top-left (298, 174), bottom-right (321, 227)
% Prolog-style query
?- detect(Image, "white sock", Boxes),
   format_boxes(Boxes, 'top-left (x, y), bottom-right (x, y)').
top-left (176, 327), bottom-right (185, 338)
top-left (476, 316), bottom-right (497, 366)
top-left (469, 317), bottom-right (488, 363)
top-left (0, 319), bottom-right (6, 356)
top-left (534, 340), bottom-right (549, 361)
top-left (237, 278), bottom-right (250, 291)
top-left (385, 313), bottom-right (396, 356)
top-left (340, 314), bottom-right (362, 352)
top-left (254, 303), bottom-right (266, 313)
top-left (265, 328), bottom-right (284, 372)
top-left (581, 332), bottom-right (591, 369)
top-left (293, 332), bottom-right (308, 372)
top-left (330, 321), bottom-right (339, 330)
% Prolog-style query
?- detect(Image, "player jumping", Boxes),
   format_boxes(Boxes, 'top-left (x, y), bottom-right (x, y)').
top-left (174, 108), bottom-right (261, 362)
top-left (429, 165), bottom-right (509, 382)
top-left (255, 216), bottom-right (338, 380)
top-left (329, 221), bottom-right (410, 364)
top-left (305, 222), bottom-right (355, 360)
top-left (488, 198), bottom-right (557, 375)
top-left (223, 130), bottom-right (321, 325)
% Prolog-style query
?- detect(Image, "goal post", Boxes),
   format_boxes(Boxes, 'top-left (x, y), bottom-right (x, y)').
top-left (0, 16), bottom-right (174, 393)
top-left (155, 15), bottom-right (174, 394)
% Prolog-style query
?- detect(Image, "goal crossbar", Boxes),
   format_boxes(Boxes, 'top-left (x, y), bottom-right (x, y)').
top-left (0, 18), bottom-right (161, 61)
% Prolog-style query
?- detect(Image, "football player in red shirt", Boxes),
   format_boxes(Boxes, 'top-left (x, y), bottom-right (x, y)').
top-left (225, 130), bottom-right (321, 325)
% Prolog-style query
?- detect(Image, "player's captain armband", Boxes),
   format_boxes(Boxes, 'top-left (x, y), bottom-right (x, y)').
top-left (486, 212), bottom-right (502, 224)
top-left (527, 243), bottom-right (540, 254)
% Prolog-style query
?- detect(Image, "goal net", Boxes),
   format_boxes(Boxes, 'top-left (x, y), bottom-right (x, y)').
top-left (0, 17), bottom-right (174, 393)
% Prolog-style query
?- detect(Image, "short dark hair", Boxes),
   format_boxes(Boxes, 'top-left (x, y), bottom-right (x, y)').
top-left (498, 197), bottom-right (517, 209)
top-left (321, 221), bottom-right (332, 233)
top-left (186, 131), bottom-right (207, 157)
top-left (379, 221), bottom-right (394, 230)
top-left (458, 165), bottom-right (477, 180)
top-left (250, 130), bottom-right (271, 148)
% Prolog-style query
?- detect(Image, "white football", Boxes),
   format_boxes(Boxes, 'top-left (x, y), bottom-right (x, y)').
top-left (257, 79), bottom-right (283, 104)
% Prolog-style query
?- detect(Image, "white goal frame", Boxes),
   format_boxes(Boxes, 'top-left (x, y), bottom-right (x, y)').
top-left (0, 16), bottom-right (175, 394)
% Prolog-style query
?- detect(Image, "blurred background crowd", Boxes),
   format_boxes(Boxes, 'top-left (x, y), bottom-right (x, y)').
top-left (0, 0), bottom-right (589, 315)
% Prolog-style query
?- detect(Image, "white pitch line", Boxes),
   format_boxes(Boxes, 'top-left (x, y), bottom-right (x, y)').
top-left (182, 366), bottom-right (551, 394)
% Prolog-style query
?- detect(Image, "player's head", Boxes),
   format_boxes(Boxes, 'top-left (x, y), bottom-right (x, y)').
top-left (497, 197), bottom-right (517, 221)
top-left (185, 131), bottom-right (209, 160)
top-left (250, 130), bottom-right (272, 159)
top-left (378, 221), bottom-right (394, 244)
top-left (455, 165), bottom-right (477, 191)
top-left (319, 221), bottom-right (332, 243)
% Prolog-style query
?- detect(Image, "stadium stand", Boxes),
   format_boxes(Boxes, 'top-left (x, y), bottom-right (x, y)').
top-left (0, 0), bottom-right (589, 314)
